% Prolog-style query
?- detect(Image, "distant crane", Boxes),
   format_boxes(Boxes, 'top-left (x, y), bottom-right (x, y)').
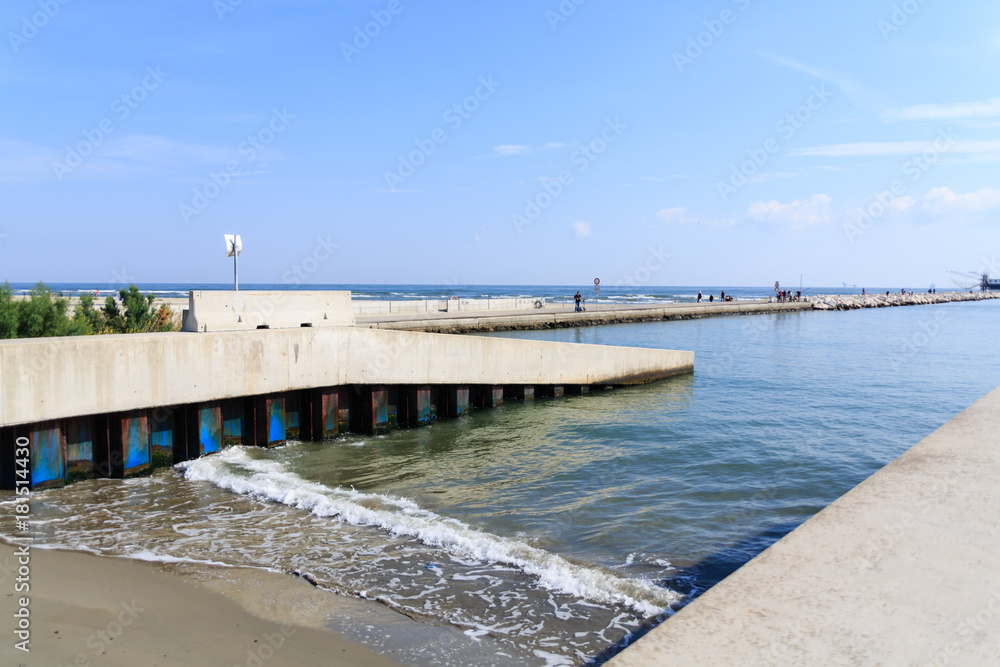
top-left (947, 270), bottom-right (1000, 291)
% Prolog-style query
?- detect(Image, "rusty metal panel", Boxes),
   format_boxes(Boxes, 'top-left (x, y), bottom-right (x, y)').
top-left (114, 411), bottom-right (150, 477)
top-left (400, 386), bottom-right (432, 427)
top-left (285, 391), bottom-right (301, 439)
top-left (320, 389), bottom-right (339, 438)
top-left (148, 408), bottom-right (176, 468)
top-left (505, 386), bottom-right (535, 401)
top-left (65, 417), bottom-right (94, 480)
top-left (222, 399), bottom-right (242, 447)
top-left (372, 389), bottom-right (390, 430)
top-left (455, 387), bottom-right (470, 416)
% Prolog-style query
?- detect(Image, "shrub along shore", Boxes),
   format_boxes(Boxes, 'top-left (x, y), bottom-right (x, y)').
top-left (0, 282), bottom-right (178, 339)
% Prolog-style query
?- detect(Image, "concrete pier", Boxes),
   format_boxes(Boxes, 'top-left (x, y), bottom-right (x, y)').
top-left (610, 385), bottom-right (1000, 666)
top-left (0, 321), bottom-right (692, 488)
top-left (358, 300), bottom-right (811, 334)
top-left (356, 291), bottom-right (1000, 334)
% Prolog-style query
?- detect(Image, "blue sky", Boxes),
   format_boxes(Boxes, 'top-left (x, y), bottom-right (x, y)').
top-left (2, 0), bottom-right (999, 289)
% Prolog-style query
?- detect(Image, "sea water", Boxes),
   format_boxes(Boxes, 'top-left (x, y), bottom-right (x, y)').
top-left (7, 282), bottom-right (915, 305)
top-left (3, 299), bottom-right (999, 665)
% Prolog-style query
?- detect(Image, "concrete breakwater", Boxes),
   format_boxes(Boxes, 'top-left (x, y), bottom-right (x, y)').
top-left (0, 291), bottom-right (694, 489)
top-left (810, 290), bottom-right (1000, 311)
top-left (359, 301), bottom-right (813, 334)
top-left (358, 291), bottom-right (1000, 334)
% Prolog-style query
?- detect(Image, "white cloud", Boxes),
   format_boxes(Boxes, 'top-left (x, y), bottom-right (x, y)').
top-left (746, 171), bottom-right (804, 184)
top-left (849, 187), bottom-right (1000, 225)
top-left (0, 134), bottom-right (241, 183)
top-left (492, 144), bottom-right (532, 157)
top-left (762, 53), bottom-right (889, 107)
top-left (572, 220), bottom-right (591, 239)
top-left (0, 139), bottom-right (62, 183)
top-left (656, 207), bottom-right (697, 225)
top-left (889, 195), bottom-right (915, 212)
top-left (747, 194), bottom-right (832, 229)
top-left (791, 139), bottom-right (1000, 158)
top-left (883, 98), bottom-right (1000, 122)
top-left (100, 134), bottom-right (232, 164)
top-left (920, 186), bottom-right (1000, 214)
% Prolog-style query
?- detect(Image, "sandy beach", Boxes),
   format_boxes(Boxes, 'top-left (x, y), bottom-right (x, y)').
top-left (0, 542), bottom-right (402, 667)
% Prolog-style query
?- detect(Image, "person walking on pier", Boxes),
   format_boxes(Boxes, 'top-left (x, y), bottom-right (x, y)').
top-left (574, 291), bottom-right (583, 312)
top-left (697, 291), bottom-right (702, 303)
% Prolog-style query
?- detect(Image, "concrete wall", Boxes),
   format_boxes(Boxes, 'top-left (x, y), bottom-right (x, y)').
top-left (351, 298), bottom-right (542, 316)
top-left (0, 327), bottom-right (693, 427)
top-left (182, 290), bottom-right (355, 332)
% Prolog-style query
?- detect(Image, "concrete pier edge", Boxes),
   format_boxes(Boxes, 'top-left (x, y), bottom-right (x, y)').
top-left (609, 383), bottom-right (1000, 666)
top-left (356, 292), bottom-right (999, 334)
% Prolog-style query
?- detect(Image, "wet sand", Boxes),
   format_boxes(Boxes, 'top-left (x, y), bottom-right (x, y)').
top-left (0, 542), bottom-right (402, 667)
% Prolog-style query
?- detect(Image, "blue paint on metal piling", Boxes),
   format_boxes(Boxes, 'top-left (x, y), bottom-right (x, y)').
top-left (30, 422), bottom-right (65, 488)
top-left (267, 397), bottom-right (286, 445)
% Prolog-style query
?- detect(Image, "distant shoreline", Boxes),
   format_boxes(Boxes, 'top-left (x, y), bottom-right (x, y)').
top-left (12, 290), bottom-right (997, 336)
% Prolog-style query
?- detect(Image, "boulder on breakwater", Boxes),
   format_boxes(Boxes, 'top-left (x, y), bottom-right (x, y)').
top-left (810, 291), bottom-right (1000, 311)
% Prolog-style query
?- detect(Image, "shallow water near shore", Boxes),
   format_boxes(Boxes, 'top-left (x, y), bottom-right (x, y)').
top-left (3, 300), bottom-right (1000, 665)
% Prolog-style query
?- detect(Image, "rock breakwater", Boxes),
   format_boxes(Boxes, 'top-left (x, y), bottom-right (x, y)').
top-left (811, 291), bottom-right (1000, 311)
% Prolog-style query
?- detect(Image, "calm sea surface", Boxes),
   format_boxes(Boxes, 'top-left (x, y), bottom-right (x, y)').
top-left (8, 282), bottom-right (926, 305)
top-left (3, 296), bottom-right (999, 666)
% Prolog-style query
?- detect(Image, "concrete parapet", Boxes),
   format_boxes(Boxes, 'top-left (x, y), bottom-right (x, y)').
top-left (182, 290), bottom-right (355, 332)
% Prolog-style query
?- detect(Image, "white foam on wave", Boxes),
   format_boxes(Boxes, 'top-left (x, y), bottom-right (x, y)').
top-left (180, 447), bottom-right (680, 616)
top-left (24, 542), bottom-right (240, 570)
top-left (115, 549), bottom-right (239, 569)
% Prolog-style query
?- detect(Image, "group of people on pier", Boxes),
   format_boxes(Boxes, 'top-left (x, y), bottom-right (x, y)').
top-left (696, 291), bottom-right (734, 303)
top-left (775, 290), bottom-right (802, 303)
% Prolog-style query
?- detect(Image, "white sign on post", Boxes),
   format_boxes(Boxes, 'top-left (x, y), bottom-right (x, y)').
top-left (225, 234), bottom-right (243, 291)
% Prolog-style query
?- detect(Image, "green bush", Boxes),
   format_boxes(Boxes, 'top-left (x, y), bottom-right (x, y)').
top-left (72, 293), bottom-right (107, 333)
top-left (0, 282), bottom-right (178, 339)
top-left (0, 283), bottom-right (17, 339)
top-left (14, 282), bottom-right (84, 338)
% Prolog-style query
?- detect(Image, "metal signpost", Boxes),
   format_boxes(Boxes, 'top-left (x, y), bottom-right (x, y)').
top-left (226, 234), bottom-right (243, 291)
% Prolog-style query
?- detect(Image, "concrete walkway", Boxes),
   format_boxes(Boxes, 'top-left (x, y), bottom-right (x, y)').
top-left (610, 385), bottom-right (1000, 666)
top-left (357, 300), bottom-right (810, 333)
